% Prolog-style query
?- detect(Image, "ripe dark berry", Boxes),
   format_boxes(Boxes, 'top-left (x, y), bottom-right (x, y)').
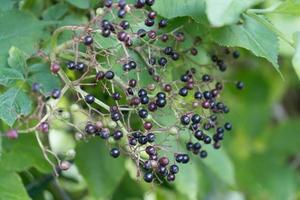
top-left (202, 101), bottom-right (210, 109)
top-left (146, 133), bottom-right (156, 143)
top-left (140, 95), bottom-right (150, 104)
top-left (143, 172), bottom-right (154, 183)
top-left (161, 33), bottom-right (169, 42)
top-left (146, 0), bottom-right (155, 6)
top-left (51, 89), bottom-right (61, 99)
top-left (169, 164), bottom-right (179, 174)
top-left (182, 154), bottom-right (190, 164)
top-left (224, 122), bottom-right (232, 131)
top-left (156, 92), bottom-right (166, 99)
top-left (83, 35), bottom-right (93, 45)
top-left (194, 130), bottom-right (204, 140)
top-left (85, 124), bottom-right (96, 134)
top-left (139, 109), bottom-right (148, 118)
top-left (117, 31), bottom-right (128, 42)
top-left (112, 92), bottom-right (121, 100)
top-left (236, 81), bottom-right (244, 90)
top-left (148, 57), bottom-right (156, 65)
top-left (145, 18), bottom-right (155, 27)
top-left (104, 0), bottom-right (113, 7)
top-left (158, 156), bottom-right (169, 167)
top-left (135, 0), bottom-right (146, 8)
top-left (159, 19), bottom-right (168, 28)
top-left (203, 136), bottom-right (212, 144)
top-left (137, 29), bottom-right (147, 37)
top-left (129, 79), bottom-right (137, 87)
top-left (156, 98), bottom-right (166, 108)
top-left (148, 30), bottom-right (157, 39)
top-left (120, 20), bottom-right (130, 30)
top-left (186, 142), bottom-right (193, 151)
top-left (85, 94), bottom-right (95, 104)
top-left (167, 174), bottom-right (175, 182)
top-left (123, 63), bottom-right (131, 71)
top-left (145, 146), bottom-right (156, 155)
top-left (102, 29), bottom-right (111, 37)
top-left (202, 74), bottom-right (211, 82)
top-left (179, 87), bottom-right (188, 97)
top-left (181, 75), bottom-right (189, 82)
top-left (138, 135), bottom-right (148, 145)
top-left (105, 71), bottom-right (115, 79)
top-left (138, 89), bottom-right (147, 97)
top-left (148, 11), bottom-right (156, 19)
top-left (129, 137), bottom-right (137, 146)
top-left (190, 48), bottom-right (198, 55)
top-left (194, 91), bottom-right (202, 100)
top-left (148, 102), bottom-right (157, 112)
top-left (191, 114), bottom-right (201, 124)
top-left (175, 154), bottom-right (183, 163)
top-left (164, 47), bottom-right (173, 55)
top-left (67, 61), bottom-right (76, 70)
top-left (200, 150), bottom-right (208, 158)
top-left (76, 62), bottom-right (85, 71)
top-left (171, 52), bottom-right (180, 60)
top-left (110, 148), bottom-right (120, 158)
top-left (99, 128), bottom-right (110, 139)
top-left (158, 57), bottom-right (167, 66)
top-left (118, 0), bottom-right (126, 8)
top-left (232, 51), bottom-right (240, 59)
top-left (180, 115), bottom-right (190, 125)
top-left (193, 142), bottom-right (201, 151)
top-left (129, 61), bottom-right (137, 69)
top-left (113, 130), bottom-right (123, 140)
top-left (203, 91), bottom-right (212, 100)
top-left (144, 160), bottom-right (152, 170)
top-left (111, 112), bottom-right (121, 121)
top-left (118, 9), bottom-right (126, 18)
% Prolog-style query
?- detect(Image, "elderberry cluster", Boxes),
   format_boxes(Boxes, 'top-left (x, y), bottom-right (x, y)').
top-left (25, 0), bottom-right (245, 183)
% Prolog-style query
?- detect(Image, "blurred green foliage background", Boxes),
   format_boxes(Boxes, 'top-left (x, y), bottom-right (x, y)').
top-left (0, 0), bottom-right (300, 200)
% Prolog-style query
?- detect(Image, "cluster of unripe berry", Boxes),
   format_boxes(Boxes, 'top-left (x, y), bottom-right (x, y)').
top-left (5, 0), bottom-right (245, 183)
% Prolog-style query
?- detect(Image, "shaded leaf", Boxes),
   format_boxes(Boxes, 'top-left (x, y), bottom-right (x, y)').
top-left (42, 2), bottom-right (68, 20)
top-left (206, 0), bottom-right (262, 27)
top-left (7, 46), bottom-right (27, 76)
top-left (211, 14), bottom-right (280, 72)
top-left (152, 0), bottom-right (206, 23)
top-left (0, 169), bottom-right (31, 200)
top-left (0, 87), bottom-right (32, 126)
top-left (0, 68), bottom-right (24, 87)
top-left (75, 139), bottom-right (126, 199)
top-left (1, 134), bottom-right (52, 173)
top-left (0, 11), bottom-right (48, 66)
top-left (66, 0), bottom-right (90, 9)
top-left (292, 32), bottom-right (300, 79)
top-left (273, 0), bottom-right (300, 15)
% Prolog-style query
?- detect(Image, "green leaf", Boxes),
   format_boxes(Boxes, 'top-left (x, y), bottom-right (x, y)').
top-left (273, 0), bottom-right (300, 15)
top-left (0, 68), bottom-right (24, 87)
top-left (292, 32), bottom-right (300, 79)
top-left (42, 2), bottom-right (68, 20)
top-left (0, 87), bottom-right (32, 126)
top-left (1, 134), bottom-right (52, 173)
top-left (152, 0), bottom-right (206, 23)
top-left (206, 0), bottom-right (262, 27)
top-left (66, 0), bottom-right (90, 9)
top-left (0, 169), bottom-right (31, 200)
top-left (211, 14), bottom-right (280, 72)
top-left (203, 146), bottom-right (236, 186)
top-left (8, 47), bottom-right (28, 76)
top-left (0, 0), bottom-right (18, 11)
top-left (75, 139), bottom-right (126, 199)
top-left (175, 163), bottom-right (200, 200)
top-left (0, 11), bottom-right (48, 66)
